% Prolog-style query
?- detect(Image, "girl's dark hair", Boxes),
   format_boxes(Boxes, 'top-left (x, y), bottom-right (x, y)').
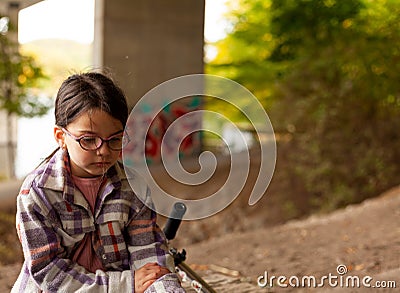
top-left (55, 72), bottom-right (128, 128)
top-left (40, 72), bottom-right (129, 165)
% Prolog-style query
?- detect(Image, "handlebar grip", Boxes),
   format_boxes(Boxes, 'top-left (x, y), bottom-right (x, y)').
top-left (163, 202), bottom-right (187, 240)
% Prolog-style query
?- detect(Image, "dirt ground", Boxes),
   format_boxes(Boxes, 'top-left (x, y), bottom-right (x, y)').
top-left (185, 186), bottom-right (400, 292)
top-left (0, 148), bottom-right (399, 292)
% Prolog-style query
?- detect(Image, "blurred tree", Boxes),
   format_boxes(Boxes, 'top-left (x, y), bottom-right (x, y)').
top-left (0, 16), bottom-right (49, 178)
top-left (206, 0), bottom-right (280, 119)
top-left (207, 0), bottom-right (400, 211)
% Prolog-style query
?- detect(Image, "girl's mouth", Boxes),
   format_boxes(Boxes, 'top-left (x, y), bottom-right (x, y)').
top-left (93, 162), bottom-right (110, 168)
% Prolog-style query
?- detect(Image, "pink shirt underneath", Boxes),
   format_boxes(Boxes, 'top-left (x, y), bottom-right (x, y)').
top-left (71, 175), bottom-right (105, 273)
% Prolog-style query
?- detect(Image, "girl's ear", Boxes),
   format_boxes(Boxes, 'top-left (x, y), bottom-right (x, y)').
top-left (54, 127), bottom-right (66, 149)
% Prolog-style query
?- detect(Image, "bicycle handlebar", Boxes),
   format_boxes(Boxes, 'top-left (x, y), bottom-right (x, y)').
top-left (163, 202), bottom-right (187, 240)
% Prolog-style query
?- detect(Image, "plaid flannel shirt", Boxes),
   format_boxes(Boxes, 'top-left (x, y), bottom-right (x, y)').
top-left (12, 149), bottom-right (185, 293)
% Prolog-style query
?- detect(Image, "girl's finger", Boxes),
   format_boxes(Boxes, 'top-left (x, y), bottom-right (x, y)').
top-left (142, 279), bottom-right (155, 290)
top-left (156, 267), bottom-right (170, 278)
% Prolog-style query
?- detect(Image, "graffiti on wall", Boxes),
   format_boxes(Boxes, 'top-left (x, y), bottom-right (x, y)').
top-left (123, 96), bottom-right (202, 167)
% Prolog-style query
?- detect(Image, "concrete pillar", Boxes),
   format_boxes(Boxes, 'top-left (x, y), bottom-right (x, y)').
top-left (94, 0), bottom-right (205, 164)
top-left (94, 0), bottom-right (205, 106)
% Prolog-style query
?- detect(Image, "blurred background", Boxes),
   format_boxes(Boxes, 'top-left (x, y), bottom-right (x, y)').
top-left (0, 0), bottom-right (399, 290)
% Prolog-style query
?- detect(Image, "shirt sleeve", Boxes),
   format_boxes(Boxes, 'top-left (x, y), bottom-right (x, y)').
top-left (16, 186), bottom-right (133, 293)
top-left (126, 186), bottom-right (186, 292)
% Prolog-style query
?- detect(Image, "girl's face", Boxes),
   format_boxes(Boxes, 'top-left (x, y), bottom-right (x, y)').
top-left (54, 109), bottom-right (124, 177)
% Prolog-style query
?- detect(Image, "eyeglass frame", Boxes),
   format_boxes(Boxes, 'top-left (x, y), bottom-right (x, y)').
top-left (61, 127), bottom-right (129, 151)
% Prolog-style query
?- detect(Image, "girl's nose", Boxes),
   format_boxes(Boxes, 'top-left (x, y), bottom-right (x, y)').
top-left (96, 142), bottom-right (111, 156)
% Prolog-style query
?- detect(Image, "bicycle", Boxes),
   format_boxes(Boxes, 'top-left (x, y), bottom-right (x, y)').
top-left (163, 202), bottom-right (216, 293)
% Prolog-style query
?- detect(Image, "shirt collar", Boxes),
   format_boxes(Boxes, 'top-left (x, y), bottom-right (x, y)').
top-left (36, 148), bottom-right (127, 202)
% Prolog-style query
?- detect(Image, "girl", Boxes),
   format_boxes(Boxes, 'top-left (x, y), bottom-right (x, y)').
top-left (12, 72), bottom-right (185, 293)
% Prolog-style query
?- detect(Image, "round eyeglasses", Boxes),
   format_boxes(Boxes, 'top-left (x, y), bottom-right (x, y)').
top-left (62, 128), bottom-right (129, 151)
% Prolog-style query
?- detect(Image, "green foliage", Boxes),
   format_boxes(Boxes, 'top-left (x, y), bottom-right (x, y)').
top-left (0, 16), bottom-right (50, 117)
top-left (206, 0), bottom-right (400, 212)
top-left (206, 0), bottom-right (282, 120)
top-left (269, 0), bottom-right (364, 61)
top-left (20, 39), bottom-right (93, 95)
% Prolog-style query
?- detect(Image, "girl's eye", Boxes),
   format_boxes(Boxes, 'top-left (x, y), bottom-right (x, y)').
top-left (109, 137), bottom-right (123, 148)
top-left (81, 137), bottom-right (98, 145)
top-left (110, 137), bottom-right (122, 143)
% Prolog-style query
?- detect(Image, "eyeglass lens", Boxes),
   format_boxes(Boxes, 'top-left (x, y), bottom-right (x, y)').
top-left (80, 136), bottom-right (124, 151)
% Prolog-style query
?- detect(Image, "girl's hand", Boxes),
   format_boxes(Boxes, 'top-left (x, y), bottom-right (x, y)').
top-left (134, 262), bottom-right (171, 293)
